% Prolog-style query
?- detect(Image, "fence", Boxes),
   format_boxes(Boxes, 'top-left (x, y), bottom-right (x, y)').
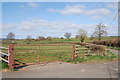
top-left (1, 42), bottom-right (89, 70)
top-left (75, 44), bottom-right (90, 57)
top-left (0, 44), bottom-right (14, 70)
top-left (13, 43), bottom-right (75, 68)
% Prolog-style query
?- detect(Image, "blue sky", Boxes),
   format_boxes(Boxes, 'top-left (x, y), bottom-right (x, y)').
top-left (2, 2), bottom-right (118, 39)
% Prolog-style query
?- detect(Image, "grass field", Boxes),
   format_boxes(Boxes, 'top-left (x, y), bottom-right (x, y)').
top-left (66, 50), bottom-right (118, 63)
top-left (2, 36), bottom-right (119, 47)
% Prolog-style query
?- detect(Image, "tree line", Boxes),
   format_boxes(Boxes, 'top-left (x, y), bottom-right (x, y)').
top-left (6, 23), bottom-right (107, 42)
top-left (64, 23), bottom-right (107, 42)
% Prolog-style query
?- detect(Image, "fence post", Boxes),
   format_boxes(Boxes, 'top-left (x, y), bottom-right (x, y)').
top-left (72, 43), bottom-right (76, 60)
top-left (58, 44), bottom-right (60, 58)
top-left (8, 44), bottom-right (14, 70)
top-left (38, 45), bottom-right (40, 64)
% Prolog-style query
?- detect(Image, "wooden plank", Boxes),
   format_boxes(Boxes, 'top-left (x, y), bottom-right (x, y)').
top-left (0, 47), bottom-right (9, 49)
top-left (0, 52), bottom-right (9, 56)
top-left (15, 44), bottom-right (72, 46)
top-left (14, 49), bottom-right (39, 51)
top-left (75, 46), bottom-right (81, 48)
top-left (75, 52), bottom-right (87, 54)
top-left (75, 49), bottom-right (88, 51)
top-left (0, 57), bottom-right (9, 63)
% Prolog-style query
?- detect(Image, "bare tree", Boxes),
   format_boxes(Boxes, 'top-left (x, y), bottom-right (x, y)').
top-left (90, 33), bottom-right (95, 41)
top-left (7, 32), bottom-right (15, 40)
top-left (75, 35), bottom-right (79, 38)
top-left (26, 35), bottom-right (32, 39)
top-left (26, 35), bottom-right (32, 43)
top-left (46, 36), bottom-right (52, 41)
top-left (64, 32), bottom-right (71, 40)
top-left (77, 29), bottom-right (87, 42)
top-left (93, 23), bottom-right (107, 41)
top-left (37, 36), bottom-right (46, 40)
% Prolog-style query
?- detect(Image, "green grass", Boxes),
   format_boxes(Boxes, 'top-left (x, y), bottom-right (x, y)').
top-left (108, 47), bottom-right (120, 50)
top-left (2, 36), bottom-right (119, 47)
top-left (66, 50), bottom-right (118, 63)
top-left (0, 61), bottom-right (8, 70)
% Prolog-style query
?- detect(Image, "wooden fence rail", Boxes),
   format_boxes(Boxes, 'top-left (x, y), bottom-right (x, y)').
top-left (0, 44), bottom-right (14, 70)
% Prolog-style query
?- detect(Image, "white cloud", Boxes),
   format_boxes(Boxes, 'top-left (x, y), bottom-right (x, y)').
top-left (2, 19), bottom-right (118, 38)
top-left (106, 3), bottom-right (118, 9)
top-left (48, 4), bottom-right (85, 15)
top-left (85, 8), bottom-right (111, 16)
top-left (19, 5), bottom-right (25, 8)
top-left (2, 19), bottom-right (97, 31)
top-left (2, 23), bottom-right (17, 30)
top-left (48, 4), bottom-right (111, 16)
top-left (91, 15), bottom-right (102, 19)
top-left (27, 2), bottom-right (39, 8)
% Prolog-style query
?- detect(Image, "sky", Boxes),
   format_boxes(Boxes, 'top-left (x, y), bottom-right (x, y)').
top-left (1, 2), bottom-right (118, 39)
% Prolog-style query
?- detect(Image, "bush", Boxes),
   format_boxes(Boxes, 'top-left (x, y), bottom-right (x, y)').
top-left (89, 44), bottom-right (105, 55)
top-left (61, 37), bottom-right (64, 39)
top-left (37, 37), bottom-right (46, 41)
top-left (77, 42), bottom-right (105, 55)
top-left (92, 38), bottom-right (120, 47)
top-left (26, 42), bottom-right (30, 44)
top-left (46, 37), bottom-right (52, 41)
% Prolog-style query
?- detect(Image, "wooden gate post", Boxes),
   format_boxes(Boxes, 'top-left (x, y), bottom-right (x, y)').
top-left (8, 44), bottom-right (14, 70)
top-left (72, 43), bottom-right (76, 60)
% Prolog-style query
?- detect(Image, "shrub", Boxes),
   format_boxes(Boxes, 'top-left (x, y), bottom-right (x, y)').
top-left (92, 38), bottom-right (120, 48)
top-left (37, 37), bottom-right (46, 41)
top-left (46, 37), bottom-right (52, 41)
top-left (89, 44), bottom-right (105, 55)
top-left (77, 42), bottom-right (105, 55)
top-left (26, 42), bottom-right (30, 44)
top-left (61, 37), bottom-right (64, 39)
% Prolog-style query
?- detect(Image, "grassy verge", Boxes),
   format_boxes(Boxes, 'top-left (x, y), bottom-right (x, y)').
top-left (66, 50), bottom-right (118, 64)
top-left (107, 47), bottom-right (120, 50)
top-left (1, 50), bottom-right (118, 70)
top-left (0, 61), bottom-right (8, 70)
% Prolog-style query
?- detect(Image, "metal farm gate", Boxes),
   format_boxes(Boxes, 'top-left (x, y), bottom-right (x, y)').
top-left (0, 42), bottom-right (76, 70)
top-left (0, 42), bottom-right (89, 70)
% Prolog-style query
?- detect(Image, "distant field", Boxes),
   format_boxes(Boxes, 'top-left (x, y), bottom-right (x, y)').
top-left (2, 36), bottom-right (119, 47)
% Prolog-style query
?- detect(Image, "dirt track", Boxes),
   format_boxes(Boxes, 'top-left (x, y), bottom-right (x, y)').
top-left (2, 61), bottom-right (118, 78)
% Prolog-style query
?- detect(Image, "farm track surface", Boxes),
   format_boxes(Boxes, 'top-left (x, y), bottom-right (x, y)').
top-left (2, 61), bottom-right (118, 78)
top-left (106, 48), bottom-right (119, 56)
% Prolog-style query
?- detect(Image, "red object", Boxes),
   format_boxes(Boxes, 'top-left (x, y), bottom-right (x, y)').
top-left (72, 43), bottom-right (76, 60)
top-left (8, 44), bottom-right (14, 70)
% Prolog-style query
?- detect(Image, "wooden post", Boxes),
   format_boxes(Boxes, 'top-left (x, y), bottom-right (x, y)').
top-left (8, 44), bottom-right (14, 70)
top-left (72, 43), bottom-right (75, 60)
top-left (58, 44), bottom-right (60, 58)
top-left (38, 46), bottom-right (40, 64)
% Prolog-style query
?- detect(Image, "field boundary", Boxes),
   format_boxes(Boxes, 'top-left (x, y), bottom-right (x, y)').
top-left (1, 42), bottom-right (90, 70)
